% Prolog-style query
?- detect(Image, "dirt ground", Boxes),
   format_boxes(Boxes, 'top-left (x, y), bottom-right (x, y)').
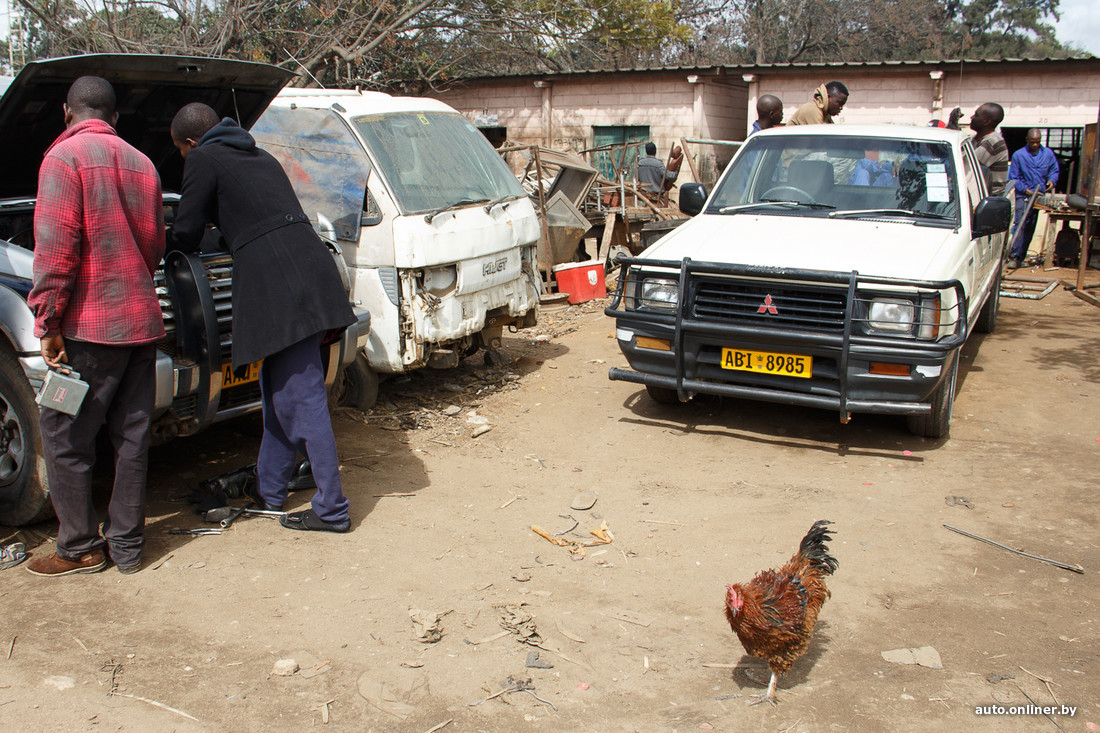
top-left (2, 269), bottom-right (1098, 733)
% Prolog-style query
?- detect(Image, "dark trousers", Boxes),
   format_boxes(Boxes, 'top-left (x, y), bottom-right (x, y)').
top-left (40, 340), bottom-right (156, 566)
top-left (1011, 193), bottom-right (1039, 262)
top-left (256, 334), bottom-right (349, 522)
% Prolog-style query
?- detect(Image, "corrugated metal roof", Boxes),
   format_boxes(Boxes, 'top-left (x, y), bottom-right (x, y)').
top-left (449, 56), bottom-right (1100, 83)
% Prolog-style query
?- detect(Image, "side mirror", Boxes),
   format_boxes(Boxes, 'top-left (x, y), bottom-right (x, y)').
top-left (972, 195), bottom-right (1011, 238)
top-left (679, 183), bottom-right (708, 216)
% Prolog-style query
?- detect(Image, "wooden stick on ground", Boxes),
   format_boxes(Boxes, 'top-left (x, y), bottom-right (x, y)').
top-left (943, 525), bottom-right (1084, 573)
top-left (109, 692), bottom-right (198, 722)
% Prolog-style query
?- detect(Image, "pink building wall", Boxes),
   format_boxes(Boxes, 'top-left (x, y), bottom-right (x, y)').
top-left (427, 60), bottom-right (1100, 189)
top-left (749, 64), bottom-right (1100, 129)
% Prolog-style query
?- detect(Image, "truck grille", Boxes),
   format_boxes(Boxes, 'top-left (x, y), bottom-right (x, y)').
top-left (691, 277), bottom-right (847, 332)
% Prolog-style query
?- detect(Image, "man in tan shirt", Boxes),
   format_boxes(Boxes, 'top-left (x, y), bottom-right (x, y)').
top-left (789, 82), bottom-right (848, 125)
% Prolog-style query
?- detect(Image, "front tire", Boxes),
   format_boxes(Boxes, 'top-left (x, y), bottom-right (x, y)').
top-left (334, 353), bottom-right (379, 411)
top-left (975, 268), bottom-right (1001, 334)
top-left (0, 346), bottom-right (52, 526)
top-left (646, 385), bottom-right (683, 405)
top-left (906, 353), bottom-right (958, 439)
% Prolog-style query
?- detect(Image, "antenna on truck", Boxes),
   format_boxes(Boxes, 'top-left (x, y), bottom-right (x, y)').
top-left (283, 48), bottom-right (327, 89)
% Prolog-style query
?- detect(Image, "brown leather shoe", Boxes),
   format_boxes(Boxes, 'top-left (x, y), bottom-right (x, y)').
top-left (25, 549), bottom-right (106, 577)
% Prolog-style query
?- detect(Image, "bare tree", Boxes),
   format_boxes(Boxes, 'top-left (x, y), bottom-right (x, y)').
top-left (9, 0), bottom-right (1077, 85)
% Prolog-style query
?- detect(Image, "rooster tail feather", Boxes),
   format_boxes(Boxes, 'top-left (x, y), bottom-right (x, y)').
top-left (799, 520), bottom-right (839, 576)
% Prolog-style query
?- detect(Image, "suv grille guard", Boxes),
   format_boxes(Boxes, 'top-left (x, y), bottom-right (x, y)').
top-left (605, 256), bottom-right (969, 423)
top-left (161, 251), bottom-right (231, 426)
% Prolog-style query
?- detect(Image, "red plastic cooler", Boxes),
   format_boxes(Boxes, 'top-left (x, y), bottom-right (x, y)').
top-left (552, 260), bottom-right (606, 304)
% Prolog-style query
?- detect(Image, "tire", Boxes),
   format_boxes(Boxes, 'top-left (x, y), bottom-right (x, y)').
top-left (334, 353), bottom-right (379, 410)
top-left (907, 353), bottom-right (958, 439)
top-left (975, 268), bottom-right (1001, 334)
top-left (0, 346), bottom-right (52, 526)
top-left (646, 385), bottom-right (682, 405)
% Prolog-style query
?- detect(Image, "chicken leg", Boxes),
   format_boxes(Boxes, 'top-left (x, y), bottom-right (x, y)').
top-left (747, 671), bottom-right (779, 706)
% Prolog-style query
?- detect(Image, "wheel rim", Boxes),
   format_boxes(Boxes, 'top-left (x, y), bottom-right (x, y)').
top-left (0, 393), bottom-right (25, 487)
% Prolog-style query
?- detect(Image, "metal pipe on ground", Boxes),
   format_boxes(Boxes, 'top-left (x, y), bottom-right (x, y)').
top-left (1000, 278), bottom-right (1059, 299)
top-left (1004, 188), bottom-right (1042, 262)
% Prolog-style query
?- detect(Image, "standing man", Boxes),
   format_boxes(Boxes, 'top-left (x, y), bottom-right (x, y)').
top-left (1007, 128), bottom-right (1059, 268)
top-left (788, 82), bottom-right (848, 126)
top-left (26, 76), bottom-right (165, 576)
top-left (167, 103), bottom-right (356, 533)
top-left (969, 103), bottom-right (1009, 193)
top-left (637, 142), bottom-right (676, 200)
top-left (751, 95), bottom-right (784, 134)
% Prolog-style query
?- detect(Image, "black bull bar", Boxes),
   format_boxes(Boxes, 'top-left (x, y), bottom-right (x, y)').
top-left (604, 256), bottom-right (969, 423)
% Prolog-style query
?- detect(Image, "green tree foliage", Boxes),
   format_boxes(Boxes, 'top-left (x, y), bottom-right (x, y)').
top-left (666, 0), bottom-right (1073, 66)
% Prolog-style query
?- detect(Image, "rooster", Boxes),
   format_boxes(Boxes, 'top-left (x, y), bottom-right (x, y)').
top-left (724, 520), bottom-right (838, 705)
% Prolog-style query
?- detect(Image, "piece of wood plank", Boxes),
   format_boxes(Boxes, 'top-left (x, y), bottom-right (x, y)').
top-left (597, 212), bottom-right (619, 264)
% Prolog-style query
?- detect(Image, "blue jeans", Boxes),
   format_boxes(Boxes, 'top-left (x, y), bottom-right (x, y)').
top-left (256, 334), bottom-right (350, 522)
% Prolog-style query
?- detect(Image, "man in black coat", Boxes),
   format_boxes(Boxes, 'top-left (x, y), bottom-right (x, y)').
top-left (168, 102), bottom-right (356, 532)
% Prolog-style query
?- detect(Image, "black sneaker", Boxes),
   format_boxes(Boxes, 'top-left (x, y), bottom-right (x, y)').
top-left (280, 509), bottom-right (350, 533)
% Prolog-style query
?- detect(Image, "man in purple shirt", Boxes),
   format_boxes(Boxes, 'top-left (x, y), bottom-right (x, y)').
top-left (1007, 128), bottom-right (1059, 268)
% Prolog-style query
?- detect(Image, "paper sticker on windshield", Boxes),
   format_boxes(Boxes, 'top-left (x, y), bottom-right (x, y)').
top-left (418, 114), bottom-right (430, 125)
top-left (925, 166), bottom-right (950, 202)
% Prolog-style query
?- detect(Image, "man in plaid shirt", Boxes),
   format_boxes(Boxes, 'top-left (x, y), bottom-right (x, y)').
top-left (26, 76), bottom-right (165, 577)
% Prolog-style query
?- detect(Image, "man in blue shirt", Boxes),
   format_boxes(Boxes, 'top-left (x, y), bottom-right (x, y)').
top-left (1007, 128), bottom-right (1059, 268)
top-left (750, 95), bottom-right (784, 135)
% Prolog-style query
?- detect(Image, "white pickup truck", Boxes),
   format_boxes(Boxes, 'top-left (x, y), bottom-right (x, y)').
top-left (606, 124), bottom-right (1012, 439)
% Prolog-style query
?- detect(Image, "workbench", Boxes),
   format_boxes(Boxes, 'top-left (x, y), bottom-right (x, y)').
top-left (1034, 206), bottom-right (1094, 267)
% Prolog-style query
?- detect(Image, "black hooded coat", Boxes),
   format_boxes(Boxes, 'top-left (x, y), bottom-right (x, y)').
top-left (168, 118), bottom-right (355, 370)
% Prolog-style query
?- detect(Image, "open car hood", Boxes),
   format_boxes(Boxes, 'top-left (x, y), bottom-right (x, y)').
top-left (0, 54), bottom-right (293, 198)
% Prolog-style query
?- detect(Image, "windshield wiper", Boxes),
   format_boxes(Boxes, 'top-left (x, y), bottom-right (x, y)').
top-left (484, 194), bottom-right (523, 214)
top-left (425, 197), bottom-right (490, 223)
top-left (718, 199), bottom-right (834, 214)
top-left (828, 208), bottom-right (955, 221)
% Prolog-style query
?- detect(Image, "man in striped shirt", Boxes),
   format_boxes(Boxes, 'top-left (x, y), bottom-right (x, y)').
top-left (969, 103), bottom-right (1009, 194)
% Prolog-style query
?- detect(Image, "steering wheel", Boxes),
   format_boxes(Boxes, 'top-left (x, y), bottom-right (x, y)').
top-left (760, 185), bottom-right (816, 205)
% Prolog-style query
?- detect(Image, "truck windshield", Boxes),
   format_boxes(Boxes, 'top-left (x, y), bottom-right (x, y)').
top-left (353, 112), bottom-right (524, 216)
top-left (711, 134), bottom-right (959, 225)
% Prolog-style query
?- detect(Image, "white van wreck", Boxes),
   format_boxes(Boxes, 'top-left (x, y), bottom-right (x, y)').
top-left (252, 90), bottom-right (542, 408)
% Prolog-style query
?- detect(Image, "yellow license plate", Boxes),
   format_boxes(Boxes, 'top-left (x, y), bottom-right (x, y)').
top-left (222, 361), bottom-right (262, 388)
top-left (720, 348), bottom-right (812, 378)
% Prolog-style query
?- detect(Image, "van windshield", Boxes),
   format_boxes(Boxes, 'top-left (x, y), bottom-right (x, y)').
top-left (252, 106), bottom-right (372, 242)
top-left (711, 134), bottom-right (959, 225)
top-left (353, 112), bottom-right (524, 216)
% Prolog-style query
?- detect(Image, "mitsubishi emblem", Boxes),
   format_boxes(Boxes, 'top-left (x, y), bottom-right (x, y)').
top-left (757, 294), bottom-right (778, 314)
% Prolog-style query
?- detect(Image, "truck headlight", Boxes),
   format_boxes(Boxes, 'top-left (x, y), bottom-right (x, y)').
top-left (640, 278), bottom-right (679, 310)
top-left (869, 298), bottom-right (914, 332)
top-left (423, 265), bottom-right (457, 295)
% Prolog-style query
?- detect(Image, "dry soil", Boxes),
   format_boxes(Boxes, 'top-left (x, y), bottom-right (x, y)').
top-left (1, 274), bottom-right (1098, 732)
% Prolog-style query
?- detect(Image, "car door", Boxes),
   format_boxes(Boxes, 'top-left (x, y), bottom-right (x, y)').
top-left (960, 140), bottom-right (996, 307)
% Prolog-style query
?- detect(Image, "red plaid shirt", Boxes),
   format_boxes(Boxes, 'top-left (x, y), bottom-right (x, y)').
top-left (29, 119), bottom-right (166, 344)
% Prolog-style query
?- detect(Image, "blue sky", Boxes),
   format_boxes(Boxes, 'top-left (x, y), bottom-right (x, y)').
top-left (1052, 0), bottom-right (1100, 55)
